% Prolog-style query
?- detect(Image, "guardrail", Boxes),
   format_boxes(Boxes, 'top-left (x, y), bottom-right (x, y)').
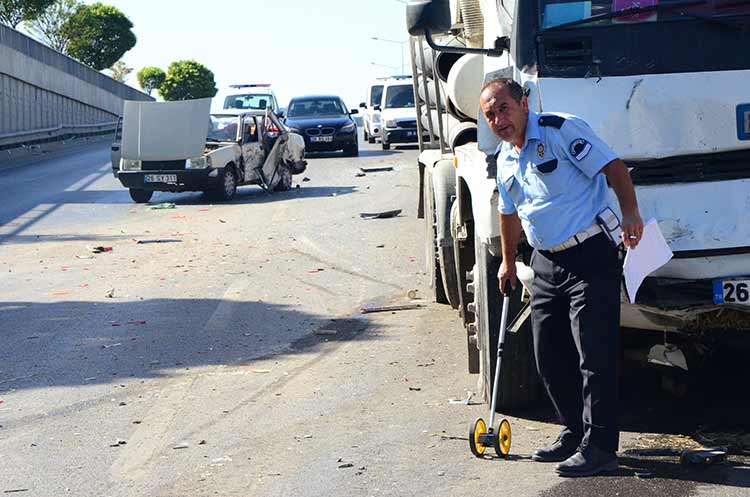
top-left (0, 121), bottom-right (117, 150)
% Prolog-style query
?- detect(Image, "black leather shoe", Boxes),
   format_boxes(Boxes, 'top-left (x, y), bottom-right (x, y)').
top-left (531, 432), bottom-right (580, 462)
top-left (555, 444), bottom-right (618, 477)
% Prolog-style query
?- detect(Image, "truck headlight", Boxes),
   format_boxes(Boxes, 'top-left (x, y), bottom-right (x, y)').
top-left (186, 156), bottom-right (210, 169)
top-left (340, 123), bottom-right (356, 132)
top-left (385, 119), bottom-right (398, 129)
top-left (120, 158), bottom-right (141, 171)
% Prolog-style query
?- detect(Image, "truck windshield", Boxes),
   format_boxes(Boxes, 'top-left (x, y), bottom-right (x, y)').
top-left (207, 115), bottom-right (239, 142)
top-left (384, 85), bottom-right (414, 109)
top-left (224, 94), bottom-right (273, 110)
top-left (370, 85), bottom-right (384, 106)
top-left (540, 0), bottom-right (749, 30)
top-left (287, 98), bottom-right (346, 117)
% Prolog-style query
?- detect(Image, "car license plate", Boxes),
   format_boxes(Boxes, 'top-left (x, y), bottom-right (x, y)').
top-left (144, 174), bottom-right (177, 183)
top-left (310, 136), bottom-right (333, 143)
top-left (713, 278), bottom-right (750, 305)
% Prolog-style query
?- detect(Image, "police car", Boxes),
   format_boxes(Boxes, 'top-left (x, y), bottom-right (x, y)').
top-left (216, 83), bottom-right (281, 114)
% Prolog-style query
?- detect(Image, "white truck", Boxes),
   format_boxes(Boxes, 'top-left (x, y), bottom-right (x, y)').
top-left (406, 0), bottom-right (750, 409)
top-left (114, 99), bottom-right (306, 203)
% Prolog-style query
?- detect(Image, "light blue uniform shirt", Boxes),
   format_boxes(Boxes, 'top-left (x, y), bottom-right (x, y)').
top-left (495, 111), bottom-right (617, 250)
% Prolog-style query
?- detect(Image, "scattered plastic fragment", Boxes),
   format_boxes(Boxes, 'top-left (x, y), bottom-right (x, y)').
top-left (110, 439), bottom-right (127, 447)
top-left (76, 255), bottom-right (94, 259)
top-left (302, 177), bottom-right (311, 182)
top-left (680, 447), bottom-right (728, 465)
top-left (150, 203), bottom-right (175, 210)
top-left (52, 291), bottom-right (69, 296)
top-left (359, 209), bottom-right (402, 219)
top-left (127, 320), bottom-right (146, 325)
top-left (249, 369), bottom-right (271, 374)
top-left (360, 166), bottom-right (393, 173)
top-left (407, 289), bottom-right (419, 300)
top-left (308, 268), bottom-right (325, 273)
top-left (448, 392), bottom-right (478, 405)
top-left (361, 303), bottom-right (423, 314)
top-left (133, 239), bottom-right (182, 244)
top-left (338, 463), bottom-right (354, 469)
top-left (355, 172), bottom-right (366, 177)
top-left (173, 443), bottom-right (190, 449)
top-left (635, 471), bottom-right (655, 479)
top-left (111, 321), bottom-right (121, 327)
top-left (409, 387), bottom-right (422, 392)
top-left (102, 343), bottom-right (122, 349)
top-left (86, 246), bottom-right (113, 253)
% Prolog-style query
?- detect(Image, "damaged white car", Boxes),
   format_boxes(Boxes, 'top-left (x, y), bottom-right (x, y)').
top-left (115, 98), bottom-right (306, 203)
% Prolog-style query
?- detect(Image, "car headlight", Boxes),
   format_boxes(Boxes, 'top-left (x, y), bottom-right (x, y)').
top-left (372, 114), bottom-right (382, 124)
top-left (340, 123), bottom-right (356, 132)
top-left (385, 119), bottom-right (398, 129)
top-left (186, 156), bottom-right (210, 169)
top-left (120, 158), bottom-right (141, 171)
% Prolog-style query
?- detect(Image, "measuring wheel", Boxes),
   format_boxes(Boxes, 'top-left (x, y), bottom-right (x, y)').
top-left (493, 418), bottom-right (512, 457)
top-left (469, 418), bottom-right (488, 457)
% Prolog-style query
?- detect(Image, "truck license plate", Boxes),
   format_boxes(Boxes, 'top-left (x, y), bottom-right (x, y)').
top-left (310, 136), bottom-right (333, 143)
top-left (713, 278), bottom-right (750, 305)
top-left (144, 174), bottom-right (177, 183)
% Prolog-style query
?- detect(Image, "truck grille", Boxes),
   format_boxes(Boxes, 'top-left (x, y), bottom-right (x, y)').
top-left (306, 127), bottom-right (335, 136)
top-left (397, 119), bottom-right (417, 129)
top-left (142, 160), bottom-right (186, 171)
top-left (628, 150), bottom-right (750, 186)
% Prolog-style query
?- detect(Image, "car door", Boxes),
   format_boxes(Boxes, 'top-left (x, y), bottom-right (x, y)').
top-left (241, 115), bottom-right (265, 182)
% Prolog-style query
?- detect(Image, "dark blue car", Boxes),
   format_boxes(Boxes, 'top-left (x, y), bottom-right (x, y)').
top-left (284, 95), bottom-right (359, 157)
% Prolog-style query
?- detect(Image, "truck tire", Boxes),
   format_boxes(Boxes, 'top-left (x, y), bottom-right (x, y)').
top-left (474, 236), bottom-right (542, 411)
top-left (273, 165), bottom-right (293, 192)
top-left (423, 168), bottom-right (449, 304)
top-left (214, 166), bottom-right (237, 201)
top-left (129, 189), bottom-right (153, 204)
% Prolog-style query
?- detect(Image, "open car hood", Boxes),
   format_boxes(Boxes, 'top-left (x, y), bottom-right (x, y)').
top-left (120, 98), bottom-right (212, 160)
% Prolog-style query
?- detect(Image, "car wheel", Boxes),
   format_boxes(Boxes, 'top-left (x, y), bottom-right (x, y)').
top-left (368, 135), bottom-right (376, 144)
top-left (273, 165), bottom-right (293, 192)
top-left (382, 141), bottom-right (390, 150)
top-left (364, 129), bottom-right (369, 141)
top-left (345, 141), bottom-right (359, 157)
top-left (215, 166), bottom-right (237, 201)
top-left (129, 189), bottom-right (153, 204)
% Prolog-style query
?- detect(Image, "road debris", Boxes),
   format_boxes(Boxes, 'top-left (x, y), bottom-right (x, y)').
top-left (51, 291), bottom-right (69, 296)
top-left (127, 320), bottom-right (146, 325)
top-left (86, 246), bottom-right (113, 253)
top-left (338, 463), bottom-right (354, 469)
top-left (437, 471), bottom-right (446, 476)
top-left (361, 303), bottom-right (423, 314)
top-left (376, 244), bottom-right (385, 248)
top-left (407, 289), bottom-right (419, 300)
top-left (76, 254), bottom-right (94, 259)
top-left (355, 172), bottom-right (366, 177)
top-left (105, 288), bottom-right (115, 298)
top-left (635, 471), bottom-right (655, 479)
top-left (102, 343), bottom-right (122, 349)
top-left (314, 329), bottom-right (338, 336)
top-left (360, 166), bottom-right (393, 173)
top-left (173, 442), bottom-right (190, 450)
top-left (150, 203), bottom-right (175, 210)
top-left (409, 387), bottom-right (422, 392)
top-left (680, 447), bottom-right (728, 465)
top-left (249, 369), bottom-right (271, 374)
top-left (359, 209), bottom-right (402, 219)
top-left (133, 239), bottom-right (182, 244)
top-left (448, 392), bottom-right (478, 405)
top-left (308, 268), bottom-right (325, 273)
top-left (3, 489), bottom-right (29, 494)
top-left (302, 177), bottom-right (311, 182)
top-left (110, 439), bottom-right (127, 447)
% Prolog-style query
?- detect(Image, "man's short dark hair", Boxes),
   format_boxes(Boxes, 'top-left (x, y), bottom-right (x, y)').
top-left (481, 79), bottom-right (526, 103)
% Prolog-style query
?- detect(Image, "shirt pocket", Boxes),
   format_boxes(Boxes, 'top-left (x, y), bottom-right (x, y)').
top-left (499, 168), bottom-right (524, 207)
top-left (528, 159), bottom-right (566, 199)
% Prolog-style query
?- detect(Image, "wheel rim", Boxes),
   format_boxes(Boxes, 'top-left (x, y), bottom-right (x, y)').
top-left (224, 171), bottom-right (235, 195)
top-left (470, 418), bottom-right (487, 456)
top-left (497, 419), bottom-right (511, 456)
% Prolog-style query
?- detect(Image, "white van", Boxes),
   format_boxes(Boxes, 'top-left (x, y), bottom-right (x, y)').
top-left (378, 76), bottom-right (423, 150)
top-left (216, 84), bottom-right (280, 114)
top-left (359, 79), bottom-right (385, 144)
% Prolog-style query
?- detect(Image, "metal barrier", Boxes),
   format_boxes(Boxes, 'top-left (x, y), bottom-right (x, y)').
top-left (0, 121), bottom-right (117, 150)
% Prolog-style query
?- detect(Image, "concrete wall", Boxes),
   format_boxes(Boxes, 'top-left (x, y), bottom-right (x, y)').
top-left (0, 24), bottom-right (152, 136)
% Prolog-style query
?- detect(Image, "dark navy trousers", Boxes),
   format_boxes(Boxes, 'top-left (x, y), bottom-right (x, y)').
top-left (530, 233), bottom-right (622, 453)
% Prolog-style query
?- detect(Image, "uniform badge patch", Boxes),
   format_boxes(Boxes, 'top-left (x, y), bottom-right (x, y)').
top-left (537, 143), bottom-right (545, 158)
top-left (570, 138), bottom-right (592, 161)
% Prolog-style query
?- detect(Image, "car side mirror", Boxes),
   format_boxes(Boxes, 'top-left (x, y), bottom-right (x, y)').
top-left (373, 105), bottom-right (381, 112)
top-left (406, 0), bottom-right (451, 36)
top-left (350, 109), bottom-right (359, 115)
top-left (359, 102), bottom-right (366, 108)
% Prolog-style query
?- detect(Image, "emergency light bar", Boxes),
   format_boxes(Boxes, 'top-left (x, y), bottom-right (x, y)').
top-left (229, 83), bottom-right (271, 89)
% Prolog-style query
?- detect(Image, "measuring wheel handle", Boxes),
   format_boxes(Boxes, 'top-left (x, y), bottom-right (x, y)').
top-left (469, 418), bottom-right (488, 458)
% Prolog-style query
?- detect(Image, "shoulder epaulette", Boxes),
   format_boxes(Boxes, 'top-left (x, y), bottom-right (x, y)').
top-left (538, 115), bottom-right (566, 129)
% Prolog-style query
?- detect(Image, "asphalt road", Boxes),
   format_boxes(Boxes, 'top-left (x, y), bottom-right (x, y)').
top-left (1, 136), bottom-right (748, 497)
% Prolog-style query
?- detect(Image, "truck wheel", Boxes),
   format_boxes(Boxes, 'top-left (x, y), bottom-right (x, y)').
top-left (474, 236), bottom-right (542, 411)
top-left (273, 165), bottom-right (293, 192)
top-left (215, 167), bottom-right (237, 201)
top-left (382, 141), bottom-right (390, 150)
top-left (129, 189), bottom-right (153, 204)
top-left (423, 169), bottom-right (449, 304)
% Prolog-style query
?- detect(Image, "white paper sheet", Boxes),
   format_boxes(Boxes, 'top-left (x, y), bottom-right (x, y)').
top-left (623, 218), bottom-right (673, 304)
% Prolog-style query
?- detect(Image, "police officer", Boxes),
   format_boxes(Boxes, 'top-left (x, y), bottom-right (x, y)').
top-left (479, 79), bottom-right (644, 477)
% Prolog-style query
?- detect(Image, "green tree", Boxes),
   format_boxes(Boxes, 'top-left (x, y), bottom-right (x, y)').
top-left (0, 0), bottom-right (55, 27)
top-left (109, 60), bottom-right (132, 83)
top-left (158, 60), bottom-right (218, 101)
top-left (25, 0), bottom-right (81, 53)
top-left (63, 3), bottom-right (136, 71)
top-left (136, 66), bottom-right (165, 96)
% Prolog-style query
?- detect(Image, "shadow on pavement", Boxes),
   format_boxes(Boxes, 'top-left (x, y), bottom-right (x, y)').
top-left (0, 298), bottom-right (383, 398)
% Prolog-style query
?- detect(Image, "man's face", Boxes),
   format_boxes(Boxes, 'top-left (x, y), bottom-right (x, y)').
top-left (480, 83), bottom-right (528, 144)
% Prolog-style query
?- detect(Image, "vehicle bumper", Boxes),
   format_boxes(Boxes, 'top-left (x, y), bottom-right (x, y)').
top-left (118, 169), bottom-right (222, 192)
top-left (383, 128), bottom-right (424, 144)
top-left (303, 131), bottom-right (356, 152)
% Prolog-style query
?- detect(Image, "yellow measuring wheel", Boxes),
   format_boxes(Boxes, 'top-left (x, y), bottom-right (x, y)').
top-left (469, 418), bottom-right (488, 457)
